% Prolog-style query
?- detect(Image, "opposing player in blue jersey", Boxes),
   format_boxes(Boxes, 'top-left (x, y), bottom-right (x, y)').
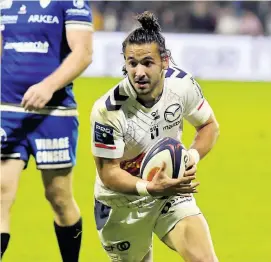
top-left (0, 0), bottom-right (93, 260)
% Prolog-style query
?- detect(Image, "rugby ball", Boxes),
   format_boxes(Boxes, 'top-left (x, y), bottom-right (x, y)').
top-left (140, 137), bottom-right (190, 181)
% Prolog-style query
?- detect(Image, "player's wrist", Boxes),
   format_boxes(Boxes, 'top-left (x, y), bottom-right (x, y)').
top-left (188, 148), bottom-right (200, 164)
top-left (42, 78), bottom-right (60, 93)
top-left (136, 180), bottom-right (151, 196)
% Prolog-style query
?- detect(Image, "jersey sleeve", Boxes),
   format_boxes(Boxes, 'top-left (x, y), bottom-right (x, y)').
top-left (61, 0), bottom-right (93, 31)
top-left (183, 76), bottom-right (213, 127)
top-left (91, 101), bottom-right (125, 159)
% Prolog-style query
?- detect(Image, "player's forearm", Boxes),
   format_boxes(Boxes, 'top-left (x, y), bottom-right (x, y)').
top-left (42, 48), bottom-right (92, 92)
top-left (189, 118), bottom-right (220, 160)
top-left (100, 167), bottom-right (143, 195)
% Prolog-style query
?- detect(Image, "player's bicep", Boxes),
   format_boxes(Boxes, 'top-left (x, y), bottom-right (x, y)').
top-left (94, 157), bottom-right (120, 174)
top-left (195, 112), bottom-right (219, 132)
top-left (66, 29), bottom-right (93, 55)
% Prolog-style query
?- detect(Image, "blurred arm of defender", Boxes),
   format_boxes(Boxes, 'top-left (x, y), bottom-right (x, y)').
top-left (183, 76), bottom-right (220, 168)
top-left (41, 28), bottom-right (93, 93)
top-left (21, 28), bottom-right (93, 110)
top-left (21, 0), bottom-right (94, 110)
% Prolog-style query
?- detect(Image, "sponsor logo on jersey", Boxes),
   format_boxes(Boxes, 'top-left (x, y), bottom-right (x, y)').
top-left (164, 103), bottom-right (182, 123)
top-left (73, 0), bottom-right (84, 9)
top-left (66, 8), bottom-right (90, 16)
top-left (40, 0), bottom-right (51, 9)
top-left (35, 137), bottom-right (71, 164)
top-left (4, 41), bottom-right (49, 53)
top-left (0, 15), bottom-right (18, 24)
top-left (103, 241), bottom-right (131, 252)
top-left (161, 195), bottom-right (192, 214)
top-left (151, 110), bottom-right (160, 120)
top-left (94, 122), bottom-right (116, 149)
top-left (28, 15), bottom-right (59, 24)
top-left (18, 4), bottom-right (26, 14)
top-left (163, 120), bottom-right (181, 131)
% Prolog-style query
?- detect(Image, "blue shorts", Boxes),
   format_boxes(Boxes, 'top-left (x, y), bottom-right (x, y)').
top-left (0, 105), bottom-right (79, 169)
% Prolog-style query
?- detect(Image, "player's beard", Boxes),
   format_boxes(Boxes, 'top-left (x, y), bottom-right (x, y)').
top-left (130, 68), bottom-right (164, 97)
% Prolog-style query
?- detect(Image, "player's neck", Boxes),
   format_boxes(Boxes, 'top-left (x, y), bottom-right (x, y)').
top-left (137, 81), bottom-right (164, 108)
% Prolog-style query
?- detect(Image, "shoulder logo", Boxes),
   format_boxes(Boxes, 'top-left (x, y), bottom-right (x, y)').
top-left (73, 0), bottom-right (84, 9)
top-left (40, 0), bottom-right (51, 9)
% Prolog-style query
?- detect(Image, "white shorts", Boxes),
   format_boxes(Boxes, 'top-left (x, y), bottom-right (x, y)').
top-left (94, 194), bottom-right (201, 262)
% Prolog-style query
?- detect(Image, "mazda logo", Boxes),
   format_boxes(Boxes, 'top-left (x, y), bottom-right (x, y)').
top-left (164, 104), bottom-right (182, 123)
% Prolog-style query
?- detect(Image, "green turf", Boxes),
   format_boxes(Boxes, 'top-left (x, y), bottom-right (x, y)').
top-left (5, 78), bottom-right (271, 262)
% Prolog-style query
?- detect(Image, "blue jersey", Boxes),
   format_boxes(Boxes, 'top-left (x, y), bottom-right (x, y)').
top-left (1, 0), bottom-right (93, 108)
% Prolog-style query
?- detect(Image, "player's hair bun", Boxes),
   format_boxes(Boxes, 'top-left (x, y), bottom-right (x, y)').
top-left (136, 11), bottom-right (161, 33)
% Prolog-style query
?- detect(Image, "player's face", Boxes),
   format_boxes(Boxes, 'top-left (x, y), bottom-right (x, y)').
top-left (125, 43), bottom-right (168, 98)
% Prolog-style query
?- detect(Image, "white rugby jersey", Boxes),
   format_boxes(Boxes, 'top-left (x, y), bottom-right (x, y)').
top-left (91, 67), bottom-right (213, 208)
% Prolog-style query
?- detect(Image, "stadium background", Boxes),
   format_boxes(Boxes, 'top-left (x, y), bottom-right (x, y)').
top-left (5, 1), bottom-right (271, 262)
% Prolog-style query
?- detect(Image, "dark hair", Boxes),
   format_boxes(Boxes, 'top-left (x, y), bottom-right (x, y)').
top-left (122, 11), bottom-right (173, 75)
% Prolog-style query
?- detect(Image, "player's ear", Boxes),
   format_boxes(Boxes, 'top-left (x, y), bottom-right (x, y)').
top-left (162, 56), bottom-right (169, 70)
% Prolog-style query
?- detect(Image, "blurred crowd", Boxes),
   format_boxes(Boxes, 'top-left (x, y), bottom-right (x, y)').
top-left (91, 1), bottom-right (271, 36)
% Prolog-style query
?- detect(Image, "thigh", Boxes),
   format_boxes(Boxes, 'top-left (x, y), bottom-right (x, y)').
top-left (94, 199), bottom-right (153, 262)
top-left (41, 167), bottom-right (73, 198)
top-left (154, 194), bottom-right (201, 240)
top-left (1, 159), bottom-right (25, 194)
top-left (0, 110), bottom-right (31, 165)
top-left (27, 113), bottom-right (79, 170)
top-left (162, 214), bottom-right (217, 262)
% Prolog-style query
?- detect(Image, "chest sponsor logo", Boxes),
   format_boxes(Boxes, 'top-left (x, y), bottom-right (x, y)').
top-left (0, 15), bottom-right (18, 24)
top-left (28, 15), bottom-right (59, 24)
top-left (164, 103), bottom-right (182, 123)
top-left (4, 41), bottom-right (49, 53)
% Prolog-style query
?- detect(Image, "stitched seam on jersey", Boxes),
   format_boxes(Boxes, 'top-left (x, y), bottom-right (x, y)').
top-left (65, 21), bottom-right (92, 26)
top-left (65, 24), bottom-right (94, 31)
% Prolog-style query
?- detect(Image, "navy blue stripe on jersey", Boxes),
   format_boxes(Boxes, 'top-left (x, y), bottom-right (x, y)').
top-left (114, 85), bottom-right (129, 101)
top-left (165, 67), bottom-right (175, 78)
top-left (174, 67), bottom-right (187, 78)
top-left (105, 85), bottom-right (129, 111)
top-left (94, 199), bottom-right (111, 230)
top-left (165, 67), bottom-right (187, 79)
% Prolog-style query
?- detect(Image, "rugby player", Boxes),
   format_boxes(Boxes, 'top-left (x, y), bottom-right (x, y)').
top-left (91, 11), bottom-right (220, 262)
